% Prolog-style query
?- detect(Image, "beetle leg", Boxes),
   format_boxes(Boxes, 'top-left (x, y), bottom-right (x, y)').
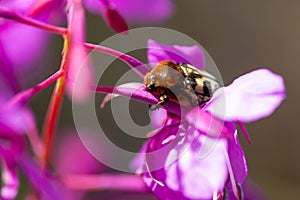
top-left (150, 94), bottom-right (168, 110)
top-left (158, 94), bottom-right (168, 105)
top-left (147, 84), bottom-right (155, 92)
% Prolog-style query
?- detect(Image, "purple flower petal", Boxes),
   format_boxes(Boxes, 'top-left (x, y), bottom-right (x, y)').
top-left (0, 17), bottom-right (50, 73)
top-left (53, 130), bottom-right (107, 200)
top-left (84, 0), bottom-right (174, 24)
top-left (103, 3), bottom-right (129, 34)
top-left (28, 0), bottom-right (65, 18)
top-left (185, 107), bottom-right (236, 138)
top-left (147, 39), bottom-right (205, 69)
top-left (66, 45), bottom-right (93, 102)
top-left (66, 1), bottom-right (93, 102)
top-left (227, 131), bottom-right (248, 184)
top-left (0, 102), bottom-right (32, 135)
top-left (96, 84), bottom-right (157, 104)
top-left (18, 155), bottom-right (70, 200)
top-left (1, 155), bottom-right (18, 200)
top-left (205, 68), bottom-right (286, 123)
top-left (144, 127), bottom-right (229, 200)
top-left (53, 130), bottom-right (105, 175)
top-left (95, 84), bottom-right (184, 116)
top-left (100, 82), bottom-right (145, 108)
top-left (0, 0), bottom-right (63, 74)
top-left (185, 108), bottom-right (247, 190)
top-left (150, 108), bottom-right (167, 129)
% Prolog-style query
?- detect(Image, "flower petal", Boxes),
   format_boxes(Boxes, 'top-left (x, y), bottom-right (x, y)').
top-left (18, 155), bottom-right (70, 200)
top-left (0, 16), bottom-right (50, 73)
top-left (185, 107), bottom-right (236, 138)
top-left (227, 131), bottom-right (248, 184)
top-left (66, 1), bottom-right (93, 102)
top-left (1, 155), bottom-right (18, 200)
top-left (205, 68), bottom-right (286, 123)
top-left (100, 82), bottom-right (145, 108)
top-left (144, 127), bottom-right (229, 200)
top-left (103, 3), bottom-right (128, 34)
top-left (0, 0), bottom-right (64, 73)
top-left (0, 103), bottom-right (32, 135)
top-left (66, 46), bottom-right (93, 102)
top-left (147, 39), bottom-right (205, 69)
top-left (150, 108), bottom-right (167, 129)
top-left (53, 130), bottom-right (105, 174)
top-left (84, 0), bottom-right (174, 24)
top-left (95, 84), bottom-right (183, 116)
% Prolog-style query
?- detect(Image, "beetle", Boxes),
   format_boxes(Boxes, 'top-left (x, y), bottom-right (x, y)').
top-left (144, 60), bottom-right (220, 109)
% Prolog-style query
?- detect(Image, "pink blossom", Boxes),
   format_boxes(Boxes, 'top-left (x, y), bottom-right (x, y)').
top-left (0, 0), bottom-right (63, 72)
top-left (143, 40), bottom-right (284, 199)
top-left (65, 0), bottom-right (93, 102)
top-left (98, 39), bottom-right (285, 199)
top-left (53, 130), bottom-right (106, 200)
top-left (84, 0), bottom-right (174, 25)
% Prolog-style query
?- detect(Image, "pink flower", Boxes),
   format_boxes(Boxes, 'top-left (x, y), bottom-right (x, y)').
top-left (143, 40), bottom-right (284, 199)
top-left (53, 130), bottom-right (105, 175)
top-left (84, 0), bottom-right (174, 25)
top-left (0, 105), bottom-right (25, 200)
top-left (0, 0), bottom-right (64, 94)
top-left (98, 39), bottom-right (285, 199)
top-left (53, 129), bottom-right (106, 200)
top-left (0, 98), bottom-right (38, 199)
top-left (65, 0), bottom-right (93, 102)
top-left (143, 126), bottom-right (232, 200)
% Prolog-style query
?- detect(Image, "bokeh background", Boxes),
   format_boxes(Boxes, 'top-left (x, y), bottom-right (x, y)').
top-left (27, 0), bottom-right (299, 199)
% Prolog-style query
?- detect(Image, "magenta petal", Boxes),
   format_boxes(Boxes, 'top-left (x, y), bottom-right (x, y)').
top-left (185, 107), bottom-right (236, 138)
top-left (1, 156), bottom-right (18, 200)
top-left (66, 1), bottom-right (93, 102)
top-left (18, 155), bottom-right (70, 200)
top-left (66, 46), bottom-right (93, 102)
top-left (0, 19), bottom-right (50, 74)
top-left (84, 0), bottom-right (174, 24)
top-left (150, 108), bottom-right (167, 129)
top-left (205, 68), bottom-right (286, 123)
top-left (29, 0), bottom-right (55, 16)
top-left (101, 82), bottom-right (145, 108)
top-left (53, 130), bottom-right (105, 174)
top-left (29, 0), bottom-right (65, 18)
top-left (227, 131), bottom-right (248, 184)
top-left (144, 127), bottom-right (228, 200)
top-left (147, 39), bottom-right (205, 69)
top-left (0, 0), bottom-right (64, 73)
top-left (0, 103), bottom-right (31, 135)
top-left (104, 4), bottom-right (129, 34)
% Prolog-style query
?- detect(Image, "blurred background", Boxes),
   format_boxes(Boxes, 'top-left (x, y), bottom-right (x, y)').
top-left (26, 0), bottom-right (299, 199)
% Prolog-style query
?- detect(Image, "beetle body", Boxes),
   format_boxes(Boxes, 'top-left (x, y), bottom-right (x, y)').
top-left (144, 60), bottom-right (219, 108)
